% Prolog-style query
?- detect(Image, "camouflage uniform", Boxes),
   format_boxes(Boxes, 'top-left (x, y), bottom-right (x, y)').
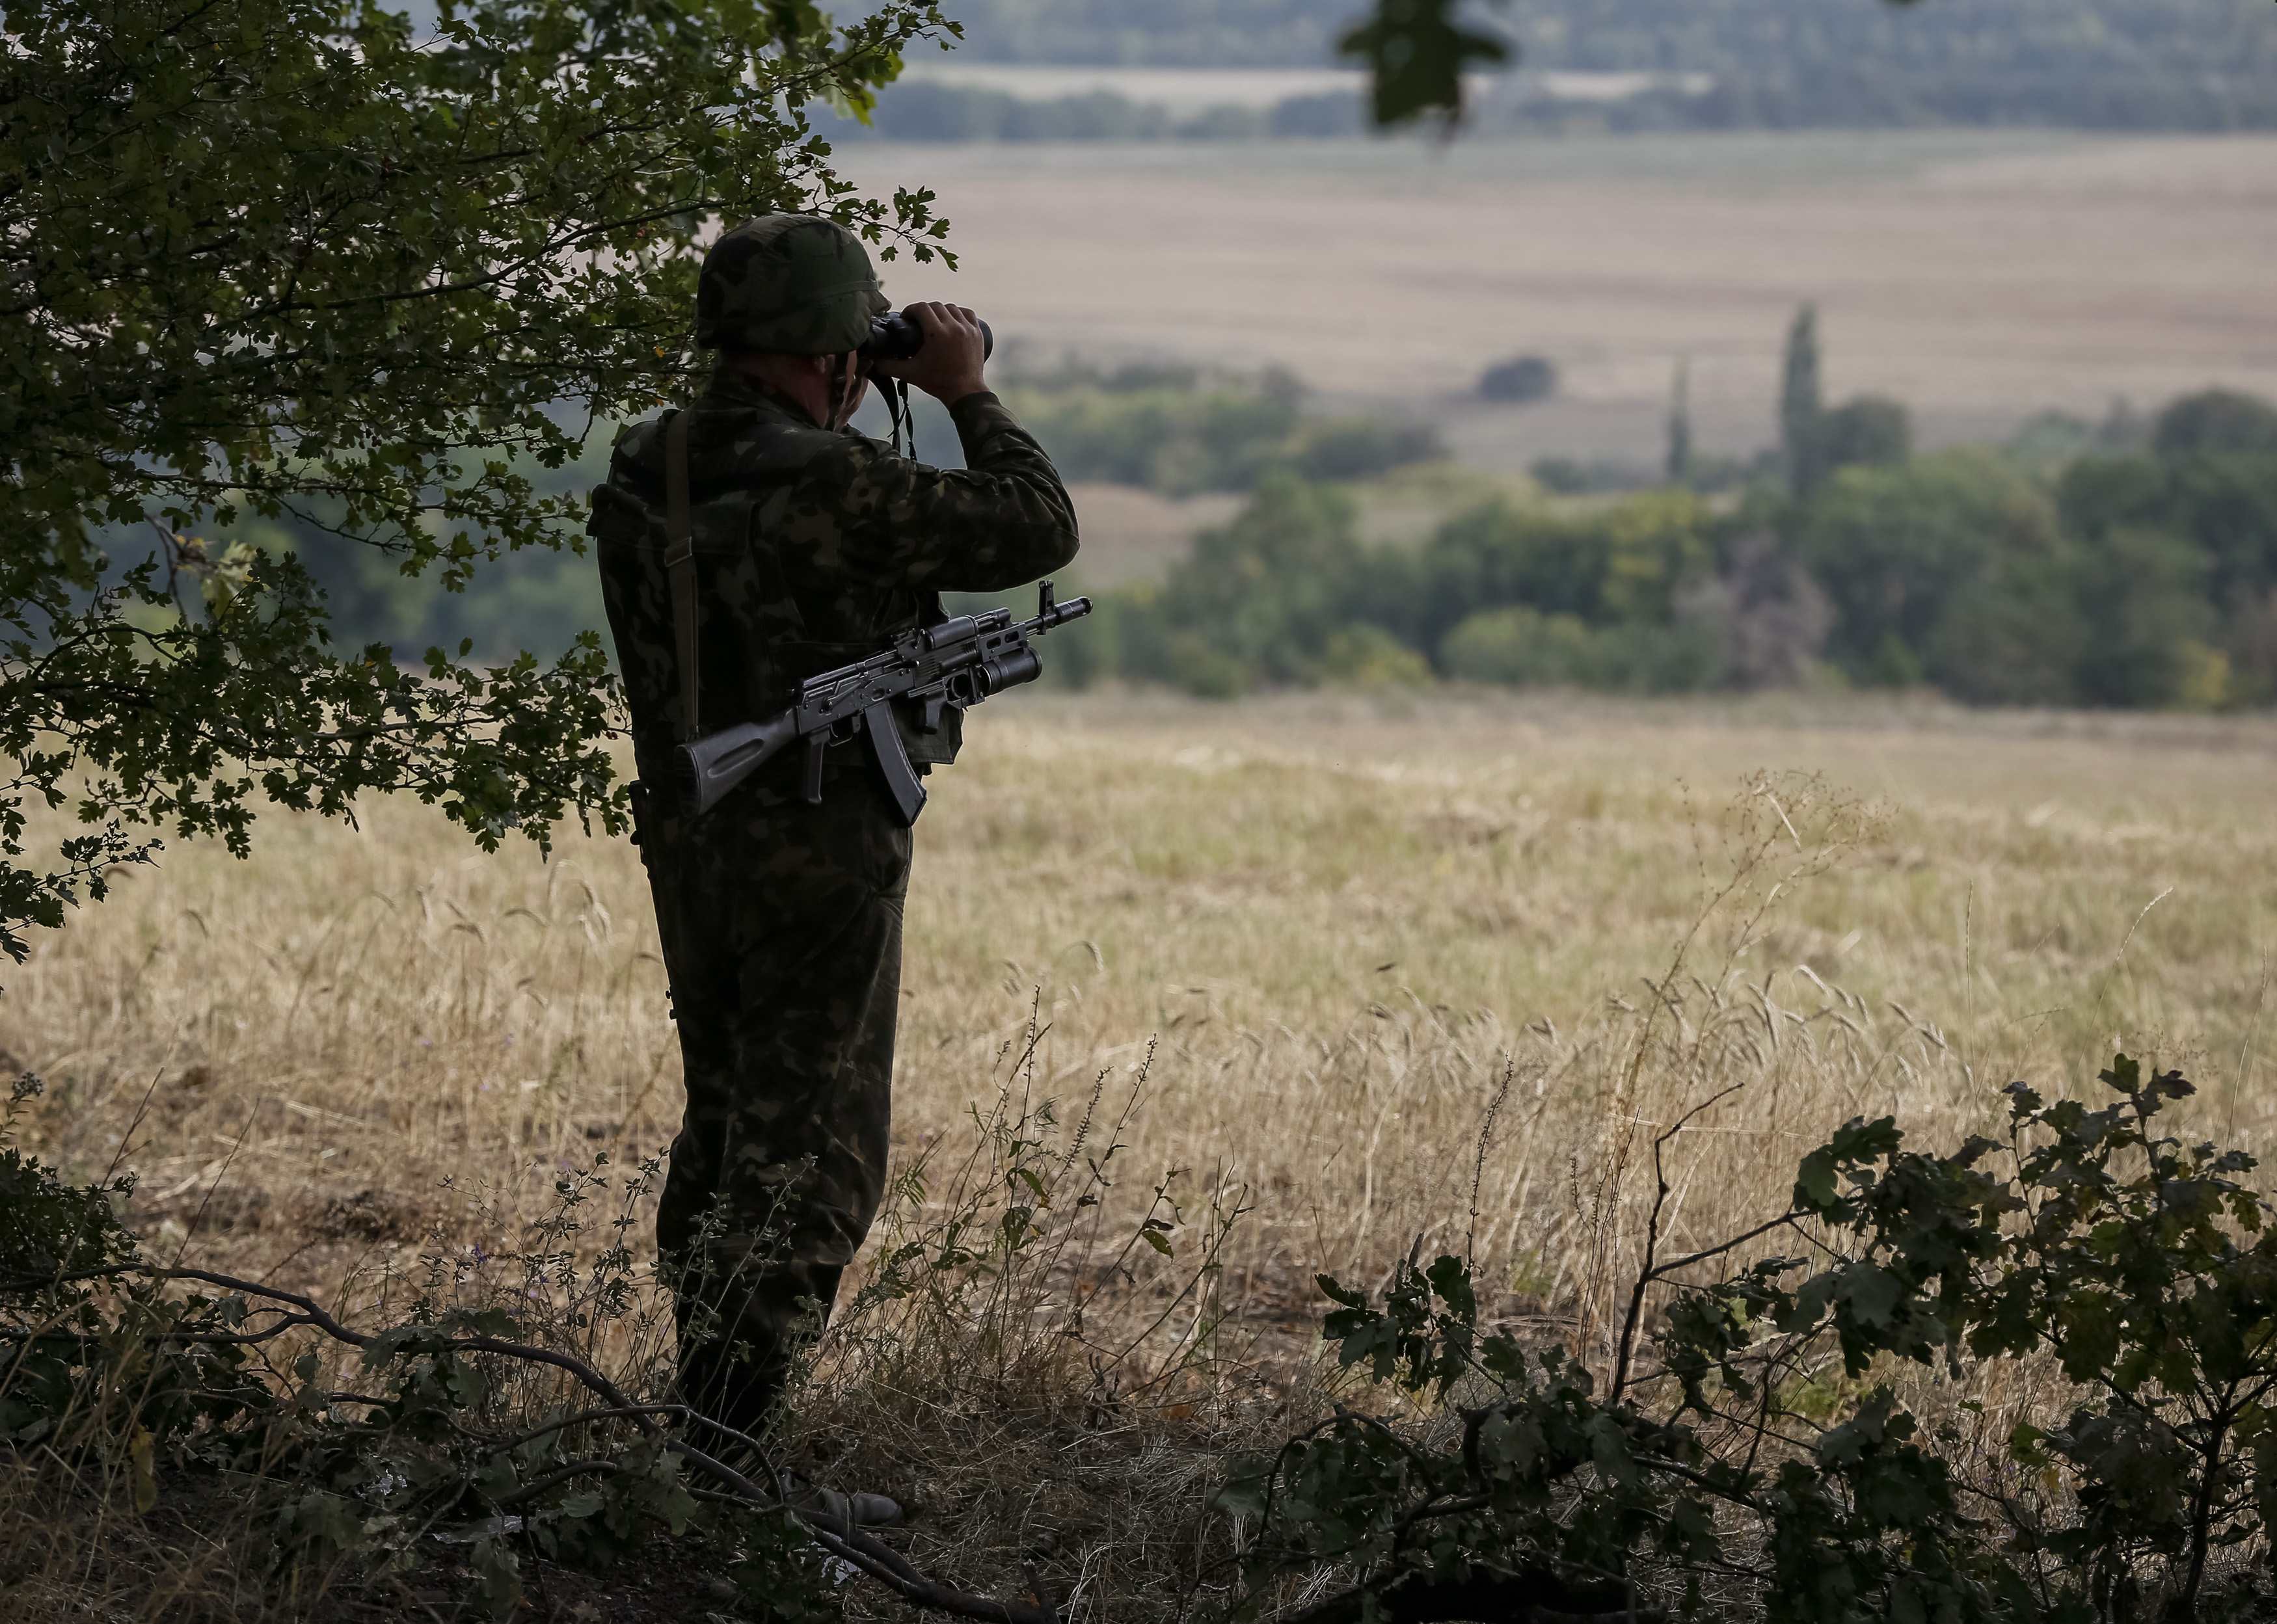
top-left (587, 217), bottom-right (1079, 1435)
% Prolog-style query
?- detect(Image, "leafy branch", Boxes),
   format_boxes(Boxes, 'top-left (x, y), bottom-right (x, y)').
top-left (1226, 1054), bottom-right (2277, 1623)
top-left (1, 1089), bottom-right (1057, 1623)
top-left (1, 0), bottom-right (962, 974)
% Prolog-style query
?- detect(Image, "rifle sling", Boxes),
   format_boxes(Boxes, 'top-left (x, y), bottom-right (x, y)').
top-left (664, 408), bottom-right (699, 742)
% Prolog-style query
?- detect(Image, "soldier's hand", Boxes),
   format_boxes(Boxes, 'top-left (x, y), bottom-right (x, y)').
top-left (876, 302), bottom-right (987, 405)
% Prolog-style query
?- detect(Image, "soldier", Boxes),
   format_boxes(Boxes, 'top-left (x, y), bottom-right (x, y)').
top-left (587, 215), bottom-right (1079, 1515)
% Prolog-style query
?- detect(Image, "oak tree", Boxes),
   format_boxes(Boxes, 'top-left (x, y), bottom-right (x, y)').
top-left (1, 0), bottom-right (955, 969)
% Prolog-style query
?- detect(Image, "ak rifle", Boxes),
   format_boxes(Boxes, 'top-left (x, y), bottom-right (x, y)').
top-left (675, 580), bottom-right (1090, 825)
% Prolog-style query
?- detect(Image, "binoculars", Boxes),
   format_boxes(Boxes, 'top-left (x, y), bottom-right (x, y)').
top-left (862, 309), bottom-right (995, 364)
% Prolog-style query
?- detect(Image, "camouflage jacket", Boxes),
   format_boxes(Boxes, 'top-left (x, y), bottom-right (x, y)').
top-left (588, 369), bottom-right (1081, 792)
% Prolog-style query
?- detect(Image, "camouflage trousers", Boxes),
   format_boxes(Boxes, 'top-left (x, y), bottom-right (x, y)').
top-left (637, 765), bottom-right (912, 1437)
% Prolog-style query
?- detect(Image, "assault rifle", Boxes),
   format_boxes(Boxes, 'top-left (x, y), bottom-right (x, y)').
top-left (675, 581), bottom-right (1091, 825)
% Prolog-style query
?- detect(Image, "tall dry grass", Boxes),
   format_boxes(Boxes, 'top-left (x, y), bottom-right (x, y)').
top-left (4, 690), bottom-right (2274, 1616)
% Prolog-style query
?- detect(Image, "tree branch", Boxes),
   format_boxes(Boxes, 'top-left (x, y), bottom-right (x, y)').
top-left (6, 1260), bottom-right (1055, 1624)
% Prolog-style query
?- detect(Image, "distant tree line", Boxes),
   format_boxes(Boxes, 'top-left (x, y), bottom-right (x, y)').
top-left (1494, 0), bottom-right (2277, 131)
top-left (1062, 357), bottom-right (2277, 711)
top-left (834, 0), bottom-right (2277, 133)
top-left (997, 362), bottom-right (1444, 494)
top-left (820, 81), bottom-right (1367, 142)
top-left (257, 333), bottom-right (2277, 714)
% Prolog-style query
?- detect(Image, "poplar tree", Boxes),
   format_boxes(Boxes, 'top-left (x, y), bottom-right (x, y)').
top-left (1780, 302), bottom-right (1826, 498)
top-left (1665, 356), bottom-right (1694, 486)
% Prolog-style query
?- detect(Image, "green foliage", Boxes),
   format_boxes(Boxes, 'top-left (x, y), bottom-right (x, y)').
top-left (997, 370), bottom-right (1442, 498)
top-left (1291, 419), bottom-right (1448, 485)
top-left (1790, 397), bottom-right (2277, 708)
top-left (1230, 1055), bottom-right (2277, 1623)
top-left (1818, 396), bottom-right (1915, 475)
top-left (1000, 377), bottom-right (1289, 492)
top-left (1796, 449), bottom-right (2060, 686)
top-left (2047, 421), bottom-right (2277, 704)
top-left (1085, 376), bottom-right (2277, 711)
top-left (0, 1074), bottom-right (137, 1303)
top-left (2068, 528), bottom-right (2222, 710)
top-left (1921, 545), bottom-right (2090, 707)
top-left (251, 440), bottom-right (623, 666)
top-left (1, 0), bottom-right (956, 970)
top-left (1406, 490), bottom-right (1716, 654)
top-left (1117, 477), bottom-right (1375, 695)
top-left (1529, 456), bottom-right (1660, 496)
top-left (1440, 606), bottom-right (1721, 693)
top-left (2155, 390), bottom-right (2277, 459)
top-left (1105, 482), bottom-right (1722, 697)
top-left (1338, 0), bottom-right (1512, 128)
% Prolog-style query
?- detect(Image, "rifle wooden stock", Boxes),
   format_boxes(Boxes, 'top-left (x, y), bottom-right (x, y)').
top-left (675, 710), bottom-right (799, 817)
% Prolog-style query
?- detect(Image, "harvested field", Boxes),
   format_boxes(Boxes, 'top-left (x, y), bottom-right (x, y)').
top-left (839, 133), bottom-right (2277, 465)
top-left (7, 693), bottom-right (2277, 1617)
top-left (10, 691), bottom-right (2274, 1327)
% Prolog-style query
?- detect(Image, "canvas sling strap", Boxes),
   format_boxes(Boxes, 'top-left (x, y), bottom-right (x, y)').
top-left (663, 408), bottom-right (700, 743)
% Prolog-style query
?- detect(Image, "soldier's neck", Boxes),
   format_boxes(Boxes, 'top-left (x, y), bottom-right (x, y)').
top-left (717, 352), bottom-right (856, 429)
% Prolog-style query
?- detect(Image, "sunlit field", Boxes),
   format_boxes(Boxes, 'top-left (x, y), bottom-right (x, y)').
top-left (7, 693), bottom-right (2276, 1616)
top-left (10, 691), bottom-right (2274, 1318)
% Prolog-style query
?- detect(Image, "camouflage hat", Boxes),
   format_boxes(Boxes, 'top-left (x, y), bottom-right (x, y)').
top-left (696, 215), bottom-right (889, 354)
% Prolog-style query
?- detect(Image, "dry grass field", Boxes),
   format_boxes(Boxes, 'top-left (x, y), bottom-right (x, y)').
top-left (7, 693), bottom-right (2277, 1616)
top-left (9, 691), bottom-right (2276, 1334)
top-left (839, 133), bottom-right (2277, 466)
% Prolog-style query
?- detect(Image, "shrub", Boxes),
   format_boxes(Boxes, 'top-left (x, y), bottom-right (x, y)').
top-left (1817, 394), bottom-right (1914, 473)
top-left (1528, 456), bottom-right (1592, 494)
top-left (1438, 605), bottom-right (1602, 687)
top-left (1439, 606), bottom-right (1720, 693)
top-left (1318, 624), bottom-right (1433, 687)
top-left (1291, 418), bottom-right (1446, 482)
top-left (1479, 354), bottom-right (1561, 404)
top-left (1003, 369), bottom-right (1439, 498)
top-left (1228, 1054), bottom-right (2277, 1624)
top-left (1528, 455), bottom-right (1656, 494)
top-left (2006, 408), bottom-right (2099, 467)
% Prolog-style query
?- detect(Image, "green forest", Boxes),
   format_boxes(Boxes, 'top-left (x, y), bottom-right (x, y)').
top-left (1063, 303), bottom-right (2277, 710)
top-left (850, 0), bottom-right (2277, 131)
top-left (1077, 386), bottom-right (2277, 709)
